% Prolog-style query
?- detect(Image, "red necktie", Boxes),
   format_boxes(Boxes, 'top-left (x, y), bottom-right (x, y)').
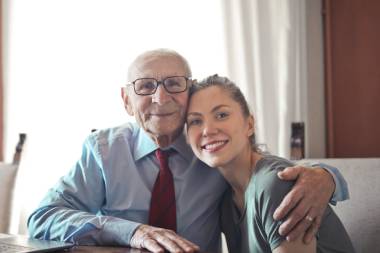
top-left (148, 149), bottom-right (177, 231)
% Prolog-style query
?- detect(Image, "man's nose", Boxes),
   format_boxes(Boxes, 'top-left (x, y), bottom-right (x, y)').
top-left (152, 84), bottom-right (172, 105)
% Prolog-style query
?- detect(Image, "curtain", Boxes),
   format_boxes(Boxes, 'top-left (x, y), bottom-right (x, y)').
top-left (221, 0), bottom-right (323, 158)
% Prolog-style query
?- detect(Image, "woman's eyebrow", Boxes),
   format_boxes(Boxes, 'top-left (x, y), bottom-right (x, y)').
top-left (187, 104), bottom-right (230, 117)
top-left (187, 111), bottom-right (202, 117)
top-left (211, 104), bottom-right (229, 113)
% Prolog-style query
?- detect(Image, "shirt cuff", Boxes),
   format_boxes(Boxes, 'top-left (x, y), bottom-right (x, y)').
top-left (103, 218), bottom-right (142, 246)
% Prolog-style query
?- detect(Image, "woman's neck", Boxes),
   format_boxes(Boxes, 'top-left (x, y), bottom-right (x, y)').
top-left (217, 147), bottom-right (262, 210)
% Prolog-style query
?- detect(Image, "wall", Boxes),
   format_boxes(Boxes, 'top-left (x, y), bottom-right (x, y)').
top-left (0, 0), bottom-right (3, 161)
top-left (324, 0), bottom-right (380, 157)
top-left (305, 0), bottom-right (326, 158)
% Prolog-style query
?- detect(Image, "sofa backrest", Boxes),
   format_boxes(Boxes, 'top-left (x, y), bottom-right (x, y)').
top-left (304, 158), bottom-right (380, 253)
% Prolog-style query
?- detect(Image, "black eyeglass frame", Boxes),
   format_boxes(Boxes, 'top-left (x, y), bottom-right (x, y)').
top-left (126, 76), bottom-right (192, 96)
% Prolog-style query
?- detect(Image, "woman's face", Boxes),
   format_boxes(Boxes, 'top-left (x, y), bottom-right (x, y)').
top-left (186, 86), bottom-right (254, 168)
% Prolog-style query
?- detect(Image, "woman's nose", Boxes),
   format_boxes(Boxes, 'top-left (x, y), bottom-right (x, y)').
top-left (202, 121), bottom-right (218, 136)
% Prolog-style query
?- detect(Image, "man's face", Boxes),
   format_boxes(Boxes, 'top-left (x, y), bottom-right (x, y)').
top-left (123, 55), bottom-right (190, 144)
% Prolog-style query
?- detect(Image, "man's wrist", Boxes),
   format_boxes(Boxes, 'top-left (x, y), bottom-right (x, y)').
top-left (130, 224), bottom-right (147, 248)
top-left (319, 166), bottom-right (335, 201)
top-left (311, 162), bottom-right (350, 204)
top-left (102, 218), bottom-right (142, 246)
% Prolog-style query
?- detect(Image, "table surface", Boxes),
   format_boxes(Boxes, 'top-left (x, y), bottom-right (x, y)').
top-left (63, 246), bottom-right (212, 253)
top-left (63, 246), bottom-right (151, 253)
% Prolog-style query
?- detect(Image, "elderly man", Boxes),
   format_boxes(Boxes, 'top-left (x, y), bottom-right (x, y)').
top-left (28, 49), bottom-right (348, 253)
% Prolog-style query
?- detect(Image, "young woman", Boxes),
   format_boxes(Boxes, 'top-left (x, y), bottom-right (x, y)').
top-left (186, 75), bottom-right (355, 253)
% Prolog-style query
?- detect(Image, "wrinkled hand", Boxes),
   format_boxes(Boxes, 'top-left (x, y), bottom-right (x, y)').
top-left (130, 224), bottom-right (200, 253)
top-left (273, 165), bottom-right (335, 243)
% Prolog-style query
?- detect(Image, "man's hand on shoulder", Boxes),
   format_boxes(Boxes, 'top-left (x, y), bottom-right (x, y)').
top-left (130, 224), bottom-right (200, 253)
top-left (273, 165), bottom-right (335, 243)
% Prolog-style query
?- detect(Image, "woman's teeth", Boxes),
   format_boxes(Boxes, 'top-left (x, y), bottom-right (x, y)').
top-left (202, 141), bottom-right (227, 150)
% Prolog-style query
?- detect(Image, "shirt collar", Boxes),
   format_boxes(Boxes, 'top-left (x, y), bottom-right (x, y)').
top-left (133, 127), bottom-right (157, 161)
top-left (133, 127), bottom-right (194, 162)
top-left (170, 130), bottom-right (194, 162)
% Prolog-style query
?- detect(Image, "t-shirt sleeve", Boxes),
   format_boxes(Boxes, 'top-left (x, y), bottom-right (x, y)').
top-left (250, 164), bottom-right (295, 251)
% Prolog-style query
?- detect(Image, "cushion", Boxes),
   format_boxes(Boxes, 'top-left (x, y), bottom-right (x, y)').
top-left (304, 158), bottom-right (380, 253)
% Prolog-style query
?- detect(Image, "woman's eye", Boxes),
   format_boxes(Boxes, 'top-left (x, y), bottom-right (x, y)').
top-left (216, 112), bottom-right (229, 119)
top-left (187, 119), bottom-right (202, 126)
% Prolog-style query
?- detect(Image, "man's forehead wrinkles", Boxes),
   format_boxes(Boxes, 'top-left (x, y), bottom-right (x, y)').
top-left (131, 58), bottom-right (186, 80)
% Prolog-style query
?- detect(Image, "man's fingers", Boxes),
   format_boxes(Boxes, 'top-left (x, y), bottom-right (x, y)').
top-left (277, 166), bottom-right (304, 180)
top-left (303, 222), bottom-right (317, 244)
top-left (165, 232), bottom-right (200, 251)
top-left (283, 213), bottom-right (313, 241)
top-left (303, 215), bottom-right (321, 244)
top-left (277, 199), bottom-right (310, 236)
top-left (284, 207), bottom-right (321, 242)
top-left (275, 166), bottom-right (306, 221)
top-left (149, 229), bottom-right (199, 253)
top-left (273, 186), bottom-right (304, 221)
top-left (130, 225), bottom-right (200, 253)
top-left (153, 233), bottom-right (184, 252)
top-left (142, 237), bottom-right (165, 253)
top-left (173, 239), bottom-right (200, 252)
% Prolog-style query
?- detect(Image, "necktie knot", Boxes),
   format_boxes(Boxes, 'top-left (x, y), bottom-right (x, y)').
top-left (155, 149), bottom-right (169, 170)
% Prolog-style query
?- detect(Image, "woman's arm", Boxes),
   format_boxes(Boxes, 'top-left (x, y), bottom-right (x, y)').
top-left (248, 157), bottom-right (318, 252)
top-left (273, 235), bottom-right (316, 253)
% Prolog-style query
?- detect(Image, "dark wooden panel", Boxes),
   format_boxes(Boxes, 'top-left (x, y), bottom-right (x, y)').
top-left (324, 0), bottom-right (380, 157)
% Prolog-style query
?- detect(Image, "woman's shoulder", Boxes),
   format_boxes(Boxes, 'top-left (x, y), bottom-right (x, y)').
top-left (256, 154), bottom-right (295, 174)
top-left (245, 155), bottom-right (296, 251)
top-left (254, 155), bottom-right (295, 180)
top-left (248, 155), bottom-right (295, 202)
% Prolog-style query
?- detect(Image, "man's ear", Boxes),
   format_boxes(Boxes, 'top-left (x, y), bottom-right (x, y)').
top-left (121, 87), bottom-right (134, 116)
top-left (247, 115), bottom-right (255, 137)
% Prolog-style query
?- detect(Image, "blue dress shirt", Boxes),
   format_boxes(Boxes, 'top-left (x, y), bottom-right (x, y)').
top-left (27, 123), bottom-right (348, 251)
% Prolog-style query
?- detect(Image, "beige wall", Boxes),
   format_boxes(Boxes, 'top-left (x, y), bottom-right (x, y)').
top-left (0, 0), bottom-right (4, 161)
top-left (305, 0), bottom-right (326, 158)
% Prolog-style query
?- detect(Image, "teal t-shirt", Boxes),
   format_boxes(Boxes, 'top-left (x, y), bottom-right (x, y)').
top-left (221, 155), bottom-right (355, 253)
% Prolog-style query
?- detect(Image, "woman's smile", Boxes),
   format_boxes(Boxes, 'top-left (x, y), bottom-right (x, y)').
top-left (201, 140), bottom-right (229, 153)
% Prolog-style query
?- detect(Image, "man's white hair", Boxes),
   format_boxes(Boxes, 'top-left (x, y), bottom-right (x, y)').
top-left (127, 48), bottom-right (192, 81)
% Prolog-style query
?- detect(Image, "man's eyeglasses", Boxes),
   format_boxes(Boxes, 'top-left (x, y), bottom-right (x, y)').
top-left (126, 76), bottom-right (191, 96)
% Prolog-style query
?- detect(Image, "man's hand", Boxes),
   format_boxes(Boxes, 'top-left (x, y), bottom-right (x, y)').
top-left (273, 165), bottom-right (335, 243)
top-left (130, 224), bottom-right (200, 253)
